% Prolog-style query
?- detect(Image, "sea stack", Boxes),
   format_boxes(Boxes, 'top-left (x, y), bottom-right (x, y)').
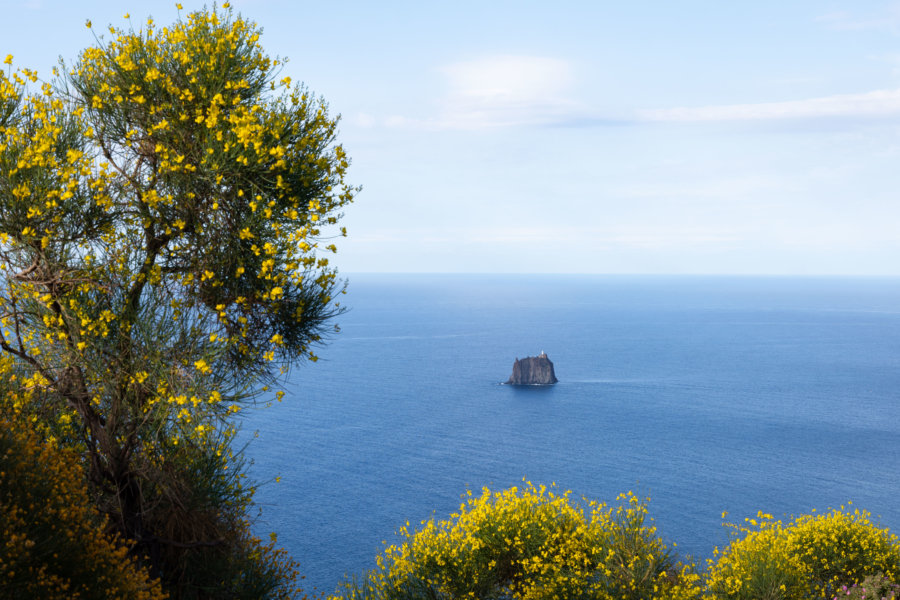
top-left (506, 352), bottom-right (558, 385)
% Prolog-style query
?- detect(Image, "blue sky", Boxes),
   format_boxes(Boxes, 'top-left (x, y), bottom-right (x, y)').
top-left (4, 0), bottom-right (900, 274)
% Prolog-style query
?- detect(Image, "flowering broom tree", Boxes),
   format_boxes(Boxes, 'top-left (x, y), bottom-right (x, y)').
top-left (0, 4), bottom-right (355, 596)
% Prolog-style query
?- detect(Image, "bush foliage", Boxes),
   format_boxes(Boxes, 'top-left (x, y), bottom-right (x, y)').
top-left (335, 482), bottom-right (700, 600)
top-left (707, 506), bottom-right (900, 600)
top-left (0, 416), bottom-right (166, 599)
top-left (334, 484), bottom-right (900, 600)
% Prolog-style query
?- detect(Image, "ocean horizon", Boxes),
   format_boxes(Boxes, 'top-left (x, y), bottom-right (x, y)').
top-left (240, 273), bottom-right (900, 595)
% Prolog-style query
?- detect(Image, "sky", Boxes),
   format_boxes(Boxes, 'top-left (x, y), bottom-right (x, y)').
top-left (4, 0), bottom-right (900, 275)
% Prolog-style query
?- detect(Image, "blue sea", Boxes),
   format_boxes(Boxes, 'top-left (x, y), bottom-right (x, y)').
top-left (240, 274), bottom-right (900, 596)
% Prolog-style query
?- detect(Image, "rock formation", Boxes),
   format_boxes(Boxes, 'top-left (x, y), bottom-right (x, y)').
top-left (505, 352), bottom-right (558, 385)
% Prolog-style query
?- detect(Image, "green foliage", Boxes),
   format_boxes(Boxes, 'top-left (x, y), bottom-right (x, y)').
top-left (334, 482), bottom-right (700, 600)
top-left (0, 5), bottom-right (354, 597)
top-left (0, 416), bottom-right (166, 600)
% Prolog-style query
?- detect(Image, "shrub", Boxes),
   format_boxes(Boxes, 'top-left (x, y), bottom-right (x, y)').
top-left (126, 429), bottom-right (309, 600)
top-left (0, 417), bottom-right (166, 600)
top-left (706, 507), bottom-right (900, 600)
top-left (333, 483), bottom-right (700, 600)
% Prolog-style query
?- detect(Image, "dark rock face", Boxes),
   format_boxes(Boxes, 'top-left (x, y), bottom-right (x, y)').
top-left (506, 352), bottom-right (558, 385)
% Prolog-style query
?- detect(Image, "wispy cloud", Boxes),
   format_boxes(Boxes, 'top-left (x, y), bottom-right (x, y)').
top-left (614, 174), bottom-right (800, 200)
top-left (435, 55), bottom-right (581, 129)
top-left (364, 54), bottom-right (900, 131)
top-left (870, 51), bottom-right (900, 76)
top-left (639, 88), bottom-right (900, 122)
top-left (353, 112), bottom-right (376, 128)
top-left (816, 2), bottom-right (900, 33)
top-left (4, 0), bottom-right (44, 9)
top-left (374, 55), bottom-right (597, 131)
top-left (356, 226), bottom-right (745, 249)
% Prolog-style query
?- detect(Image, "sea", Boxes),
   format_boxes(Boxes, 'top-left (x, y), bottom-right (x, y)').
top-left (239, 274), bottom-right (900, 596)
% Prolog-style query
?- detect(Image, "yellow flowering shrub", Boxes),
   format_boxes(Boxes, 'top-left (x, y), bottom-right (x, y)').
top-left (339, 488), bottom-right (900, 600)
top-left (0, 4), bottom-right (354, 596)
top-left (334, 483), bottom-right (700, 600)
top-left (706, 507), bottom-right (900, 600)
top-left (0, 416), bottom-right (166, 599)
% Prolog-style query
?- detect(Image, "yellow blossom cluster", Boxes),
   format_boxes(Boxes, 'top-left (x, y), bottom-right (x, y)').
top-left (706, 506), bottom-right (900, 599)
top-left (337, 482), bottom-right (900, 600)
top-left (335, 482), bottom-right (700, 600)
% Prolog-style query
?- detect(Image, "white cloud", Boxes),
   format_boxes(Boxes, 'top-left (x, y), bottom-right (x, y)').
top-left (639, 88), bottom-right (900, 122)
top-left (347, 225), bottom-right (742, 249)
top-left (354, 113), bottom-right (376, 128)
top-left (614, 174), bottom-right (799, 200)
top-left (384, 115), bottom-right (412, 128)
top-left (872, 52), bottom-right (900, 76)
top-left (442, 55), bottom-right (572, 103)
top-left (816, 3), bottom-right (900, 33)
top-left (4, 0), bottom-right (43, 9)
top-left (374, 55), bottom-right (900, 130)
top-left (434, 55), bottom-right (584, 129)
